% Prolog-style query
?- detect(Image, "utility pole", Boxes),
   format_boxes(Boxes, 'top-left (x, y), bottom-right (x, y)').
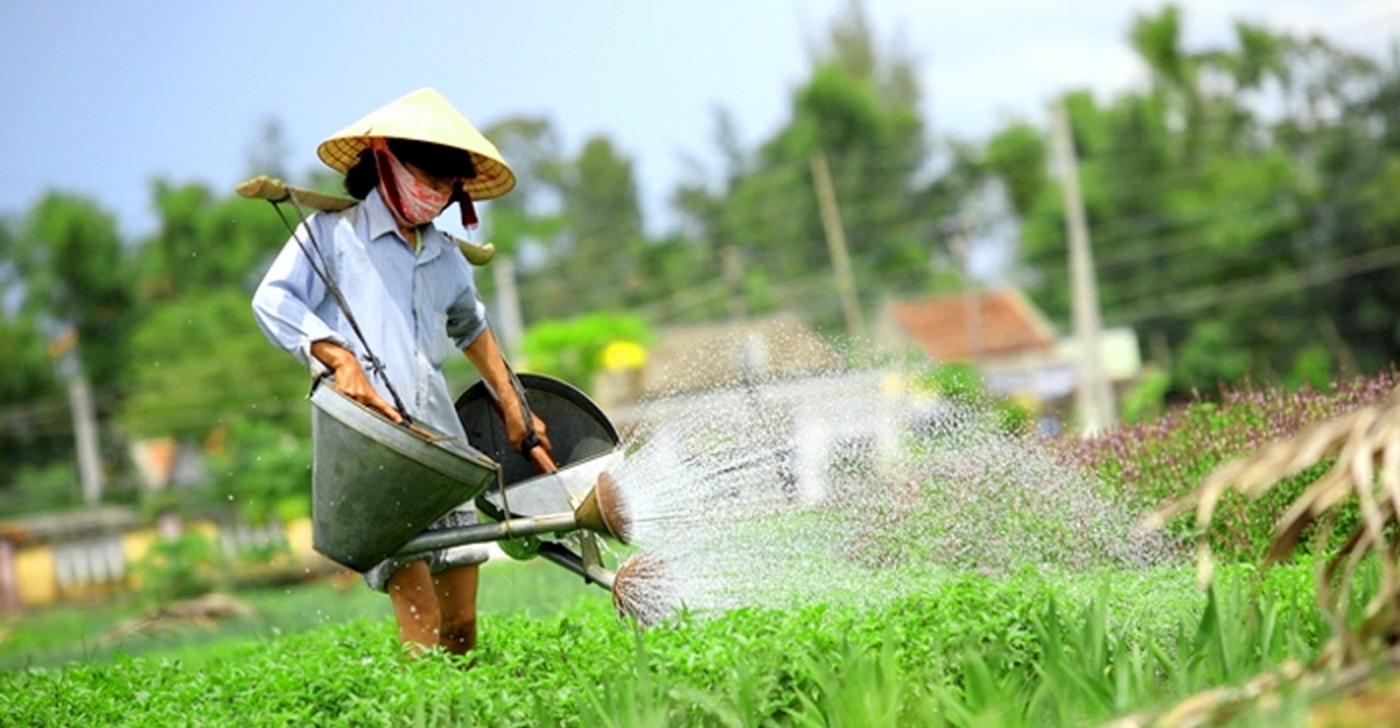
top-left (809, 151), bottom-right (865, 342)
top-left (1052, 101), bottom-right (1115, 433)
top-left (492, 254), bottom-right (525, 361)
top-left (722, 245), bottom-right (746, 322)
top-left (50, 329), bottom-right (103, 506)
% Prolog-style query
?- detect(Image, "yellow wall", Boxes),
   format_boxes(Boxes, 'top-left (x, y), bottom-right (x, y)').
top-left (286, 517), bottom-right (314, 560)
top-left (14, 547), bottom-right (56, 608)
top-left (10, 518), bottom-right (323, 609)
top-left (121, 528), bottom-right (157, 590)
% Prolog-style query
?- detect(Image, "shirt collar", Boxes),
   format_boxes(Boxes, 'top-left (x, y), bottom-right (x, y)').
top-left (363, 188), bottom-right (445, 263)
top-left (363, 187), bottom-right (405, 243)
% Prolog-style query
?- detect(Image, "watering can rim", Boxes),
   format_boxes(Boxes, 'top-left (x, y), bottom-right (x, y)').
top-left (311, 380), bottom-right (501, 478)
top-left (457, 372), bottom-right (620, 447)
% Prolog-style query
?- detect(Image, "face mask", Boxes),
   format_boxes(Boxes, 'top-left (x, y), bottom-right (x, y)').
top-left (371, 139), bottom-right (453, 227)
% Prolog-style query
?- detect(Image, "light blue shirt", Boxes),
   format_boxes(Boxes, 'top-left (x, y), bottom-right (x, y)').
top-left (251, 188), bottom-right (488, 441)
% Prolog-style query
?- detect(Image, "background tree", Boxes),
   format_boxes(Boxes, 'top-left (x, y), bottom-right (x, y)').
top-left (0, 212), bottom-right (66, 493)
top-left (0, 195), bottom-right (134, 510)
top-left (135, 181), bottom-right (288, 300)
top-left (673, 0), bottom-right (948, 330)
top-left (16, 193), bottom-right (135, 392)
top-left (524, 135), bottom-right (647, 318)
top-left (480, 114), bottom-right (569, 265)
top-left (979, 6), bottom-right (1396, 395)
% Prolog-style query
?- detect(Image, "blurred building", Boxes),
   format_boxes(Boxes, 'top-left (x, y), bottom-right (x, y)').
top-left (598, 312), bottom-right (911, 505)
top-left (876, 288), bottom-right (1142, 410)
top-left (593, 312), bottom-right (843, 412)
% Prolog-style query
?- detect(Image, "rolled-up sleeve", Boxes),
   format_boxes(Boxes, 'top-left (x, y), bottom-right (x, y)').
top-left (251, 221), bottom-right (348, 371)
top-left (446, 287), bottom-right (489, 350)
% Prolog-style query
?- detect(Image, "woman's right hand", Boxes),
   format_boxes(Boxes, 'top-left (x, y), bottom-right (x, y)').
top-left (310, 340), bottom-right (403, 424)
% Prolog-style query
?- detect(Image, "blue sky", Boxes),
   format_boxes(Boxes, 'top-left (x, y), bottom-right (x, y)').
top-left (1, 0), bottom-right (1394, 241)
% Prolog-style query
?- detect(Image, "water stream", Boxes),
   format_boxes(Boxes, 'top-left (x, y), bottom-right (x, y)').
top-left (603, 367), bottom-right (1172, 624)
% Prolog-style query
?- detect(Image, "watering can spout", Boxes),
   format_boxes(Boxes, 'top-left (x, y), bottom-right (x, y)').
top-left (573, 472), bottom-right (632, 544)
top-left (611, 553), bottom-right (675, 625)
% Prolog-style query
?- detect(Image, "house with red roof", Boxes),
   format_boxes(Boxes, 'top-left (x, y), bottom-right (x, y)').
top-left (876, 288), bottom-right (1141, 407)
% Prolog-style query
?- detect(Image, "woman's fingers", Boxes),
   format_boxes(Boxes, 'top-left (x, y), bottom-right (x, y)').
top-left (364, 392), bottom-right (404, 424)
top-left (335, 372), bottom-right (403, 424)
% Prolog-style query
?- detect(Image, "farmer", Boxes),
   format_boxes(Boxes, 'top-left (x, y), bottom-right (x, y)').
top-left (252, 88), bottom-right (551, 656)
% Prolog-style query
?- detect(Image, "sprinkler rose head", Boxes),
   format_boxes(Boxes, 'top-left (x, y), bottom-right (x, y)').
top-left (611, 553), bottom-right (675, 625)
top-left (573, 471), bottom-right (632, 544)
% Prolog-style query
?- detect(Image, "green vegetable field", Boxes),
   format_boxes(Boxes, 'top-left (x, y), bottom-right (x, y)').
top-left (0, 560), bottom-right (1337, 727)
top-left (6, 374), bottom-right (1400, 726)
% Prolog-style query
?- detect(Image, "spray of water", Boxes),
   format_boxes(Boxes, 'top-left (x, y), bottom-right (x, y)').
top-left (604, 365), bottom-right (1172, 625)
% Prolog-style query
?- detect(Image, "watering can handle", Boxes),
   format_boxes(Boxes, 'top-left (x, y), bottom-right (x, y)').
top-left (525, 439), bottom-right (557, 474)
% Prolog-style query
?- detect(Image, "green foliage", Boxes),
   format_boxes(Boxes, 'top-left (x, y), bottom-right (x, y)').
top-left (659, 1), bottom-right (942, 331)
top-left (136, 181), bottom-right (288, 298)
top-left (0, 311), bottom-right (61, 404)
top-left (0, 177), bottom-right (300, 506)
top-left (1, 461), bottom-right (80, 516)
top-left (983, 122), bottom-right (1047, 218)
top-left (917, 362), bottom-right (1032, 437)
top-left (995, 399), bottom-right (1033, 438)
top-left (209, 417), bottom-right (311, 524)
top-left (1060, 371), bottom-right (1397, 560)
top-left (983, 8), bottom-right (1400, 397)
top-left (507, 131), bottom-right (651, 319)
top-left (1, 559), bottom-right (602, 671)
top-left (133, 530), bottom-right (222, 604)
top-left (1120, 366), bottom-right (1171, 425)
top-left (520, 312), bottom-right (652, 391)
top-left (1287, 344), bottom-right (1333, 392)
top-left (15, 192), bottom-right (135, 392)
top-left (921, 361), bottom-right (983, 403)
top-left (0, 562), bottom-right (1339, 726)
top-left (1175, 320), bottom-right (1255, 392)
top-left (118, 288), bottom-right (308, 440)
top-left (0, 249), bottom-right (71, 489)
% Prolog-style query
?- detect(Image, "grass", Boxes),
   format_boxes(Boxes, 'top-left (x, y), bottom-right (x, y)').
top-left (7, 373), bottom-right (1399, 725)
top-left (0, 556), bottom-right (604, 671)
top-left (0, 559), bottom-right (1344, 727)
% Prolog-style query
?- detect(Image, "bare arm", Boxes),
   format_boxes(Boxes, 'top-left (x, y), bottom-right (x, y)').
top-left (310, 340), bottom-right (404, 424)
top-left (463, 328), bottom-right (553, 465)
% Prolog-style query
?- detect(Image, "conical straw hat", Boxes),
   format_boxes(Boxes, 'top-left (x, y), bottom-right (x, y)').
top-left (317, 88), bottom-right (516, 200)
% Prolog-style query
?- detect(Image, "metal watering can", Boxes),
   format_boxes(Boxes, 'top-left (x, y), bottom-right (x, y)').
top-left (309, 372), bottom-right (632, 590)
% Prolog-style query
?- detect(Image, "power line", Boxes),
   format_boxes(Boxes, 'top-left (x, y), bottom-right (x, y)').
top-left (1110, 244), bottom-right (1400, 324)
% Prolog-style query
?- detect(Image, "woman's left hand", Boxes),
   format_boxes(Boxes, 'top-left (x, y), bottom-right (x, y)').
top-left (507, 411), bottom-right (552, 457)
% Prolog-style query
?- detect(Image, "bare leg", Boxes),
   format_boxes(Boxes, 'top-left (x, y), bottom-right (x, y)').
top-left (386, 560), bottom-right (439, 655)
top-left (432, 564), bottom-right (480, 656)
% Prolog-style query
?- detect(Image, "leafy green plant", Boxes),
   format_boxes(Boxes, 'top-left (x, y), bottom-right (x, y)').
top-left (0, 561), bottom-right (1343, 727)
top-left (133, 530), bottom-right (222, 604)
top-left (520, 312), bottom-right (652, 392)
top-left (1058, 371), bottom-right (1398, 561)
top-left (915, 362), bottom-right (1033, 437)
top-left (1, 461), bottom-right (80, 516)
top-left (209, 416), bottom-right (312, 525)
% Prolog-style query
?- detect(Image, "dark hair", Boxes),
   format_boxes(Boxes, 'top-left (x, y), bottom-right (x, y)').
top-left (342, 139), bottom-right (479, 201)
top-left (344, 150), bottom-right (378, 200)
top-left (390, 139), bottom-right (478, 181)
